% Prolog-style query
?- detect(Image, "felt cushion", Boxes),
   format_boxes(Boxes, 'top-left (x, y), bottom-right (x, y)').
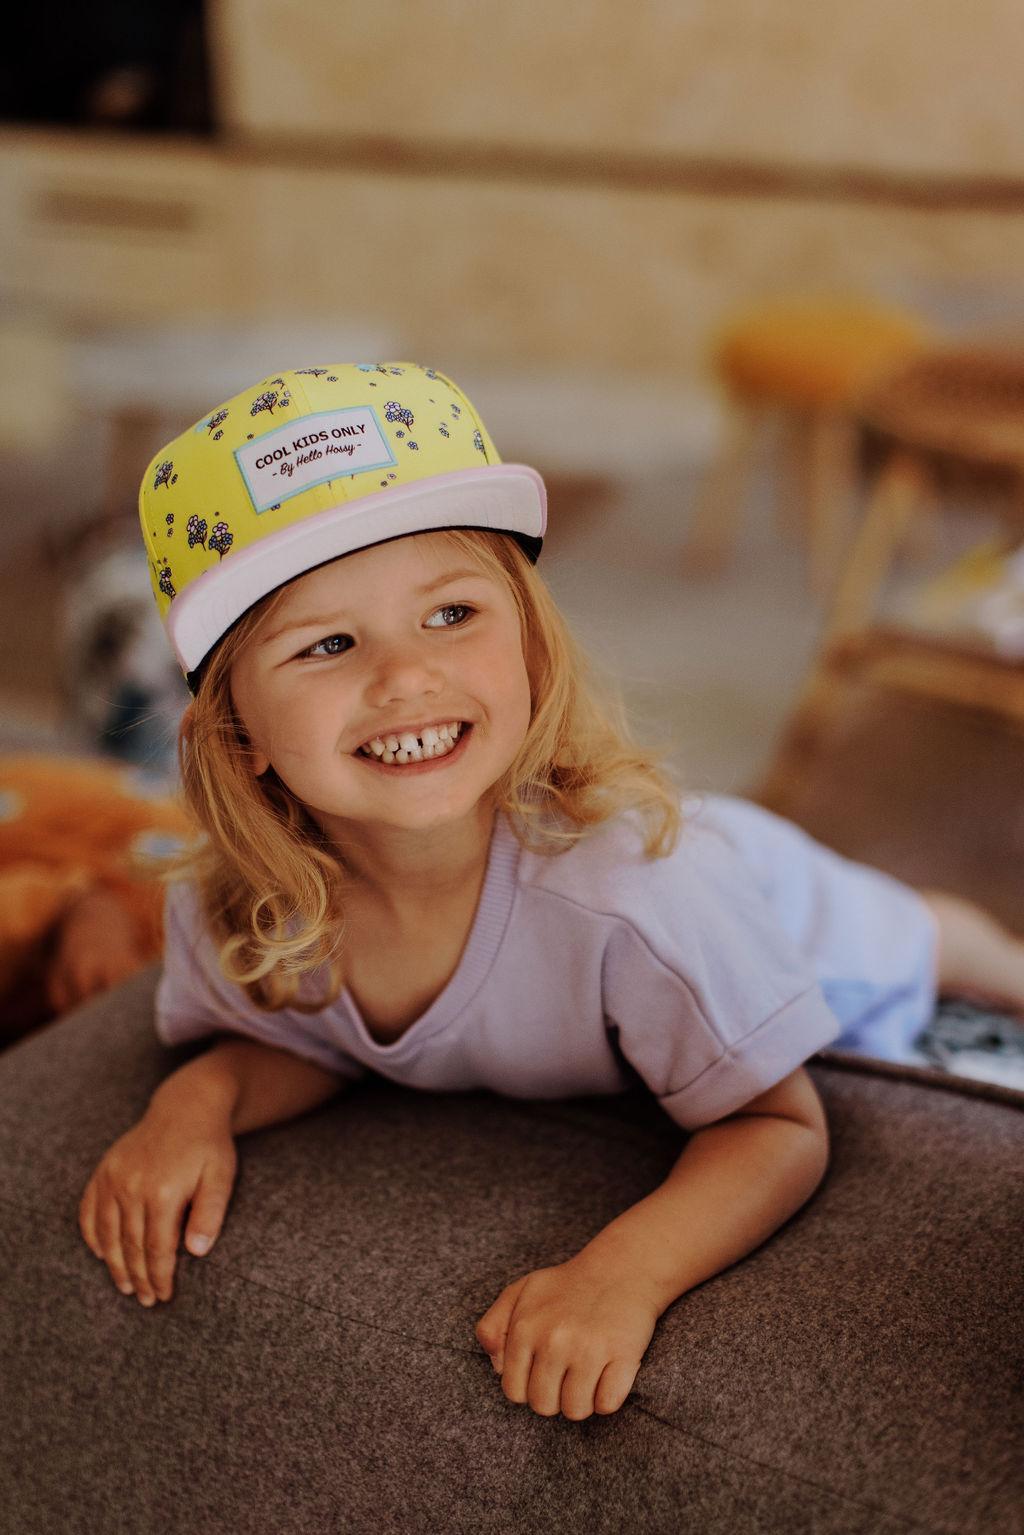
top-left (714, 301), bottom-right (932, 408)
top-left (1, 970), bottom-right (1020, 1533)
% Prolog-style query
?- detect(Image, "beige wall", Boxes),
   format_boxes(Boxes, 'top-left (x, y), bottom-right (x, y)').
top-left (1, 1), bottom-right (1021, 409)
top-left (4, 130), bottom-right (1022, 385)
top-left (237, 166), bottom-right (1024, 379)
top-left (214, 0), bottom-right (1022, 177)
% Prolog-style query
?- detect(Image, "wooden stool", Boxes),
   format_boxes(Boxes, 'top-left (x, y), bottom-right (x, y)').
top-left (756, 345), bottom-right (1024, 820)
top-left (683, 297), bottom-right (933, 597)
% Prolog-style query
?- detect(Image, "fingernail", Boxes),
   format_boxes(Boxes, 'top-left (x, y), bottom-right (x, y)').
top-left (118, 1281), bottom-right (134, 1296)
top-left (139, 1294), bottom-right (156, 1308)
top-left (189, 1235), bottom-right (211, 1256)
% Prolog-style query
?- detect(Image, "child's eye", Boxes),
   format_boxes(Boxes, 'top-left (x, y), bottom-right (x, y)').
top-left (301, 634), bottom-right (351, 659)
top-left (425, 603), bottom-right (475, 629)
top-left (298, 606), bottom-right (473, 660)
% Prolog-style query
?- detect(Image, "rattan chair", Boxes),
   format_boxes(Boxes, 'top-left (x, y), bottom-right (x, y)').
top-left (757, 345), bottom-right (1024, 815)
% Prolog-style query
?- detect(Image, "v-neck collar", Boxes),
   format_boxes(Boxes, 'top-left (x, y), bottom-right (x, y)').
top-left (339, 809), bottom-right (522, 1058)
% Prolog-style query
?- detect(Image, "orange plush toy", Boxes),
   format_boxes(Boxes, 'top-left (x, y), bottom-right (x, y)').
top-left (0, 755), bottom-right (192, 1046)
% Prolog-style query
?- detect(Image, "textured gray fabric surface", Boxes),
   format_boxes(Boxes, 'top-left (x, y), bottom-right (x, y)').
top-left (1, 969), bottom-right (1021, 1535)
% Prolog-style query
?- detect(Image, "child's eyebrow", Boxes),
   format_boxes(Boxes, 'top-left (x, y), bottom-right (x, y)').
top-left (260, 567), bottom-right (494, 645)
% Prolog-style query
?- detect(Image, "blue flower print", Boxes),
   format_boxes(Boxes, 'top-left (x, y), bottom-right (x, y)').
top-left (208, 521), bottom-right (234, 558)
top-left (186, 515), bottom-right (208, 549)
top-left (385, 401), bottom-right (415, 431)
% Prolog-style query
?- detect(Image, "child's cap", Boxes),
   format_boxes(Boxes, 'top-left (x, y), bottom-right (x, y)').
top-left (138, 361), bottom-right (547, 691)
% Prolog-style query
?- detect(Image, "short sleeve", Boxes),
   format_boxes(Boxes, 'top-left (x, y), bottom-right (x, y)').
top-left (601, 824), bottom-right (840, 1130)
top-left (155, 881), bottom-right (366, 1083)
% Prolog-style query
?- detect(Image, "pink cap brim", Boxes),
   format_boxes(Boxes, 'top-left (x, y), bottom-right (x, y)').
top-left (167, 463), bottom-right (547, 676)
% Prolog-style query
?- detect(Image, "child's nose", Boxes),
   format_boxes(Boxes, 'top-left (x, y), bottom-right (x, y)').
top-left (366, 640), bottom-right (446, 702)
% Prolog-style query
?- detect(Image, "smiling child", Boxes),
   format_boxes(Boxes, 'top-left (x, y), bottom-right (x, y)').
top-left (79, 362), bottom-right (1024, 1422)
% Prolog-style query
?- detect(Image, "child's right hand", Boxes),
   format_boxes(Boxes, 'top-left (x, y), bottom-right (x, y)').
top-left (78, 1102), bottom-right (238, 1307)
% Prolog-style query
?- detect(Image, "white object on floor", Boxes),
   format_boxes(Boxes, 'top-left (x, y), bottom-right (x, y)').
top-left (941, 1052), bottom-right (1024, 1091)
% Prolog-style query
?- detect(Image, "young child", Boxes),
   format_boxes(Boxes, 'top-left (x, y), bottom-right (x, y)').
top-left (79, 361), bottom-right (1024, 1423)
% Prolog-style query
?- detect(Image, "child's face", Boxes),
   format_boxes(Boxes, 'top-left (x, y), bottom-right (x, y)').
top-left (229, 533), bottom-right (533, 839)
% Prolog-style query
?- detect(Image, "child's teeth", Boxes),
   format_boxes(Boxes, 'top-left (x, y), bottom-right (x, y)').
top-left (360, 722), bottom-right (467, 764)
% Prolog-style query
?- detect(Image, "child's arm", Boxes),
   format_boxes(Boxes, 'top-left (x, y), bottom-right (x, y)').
top-left (79, 1036), bottom-right (344, 1308)
top-left (149, 1034), bottom-right (345, 1136)
top-left (475, 1066), bottom-right (829, 1421)
top-left (571, 1064), bottom-right (828, 1308)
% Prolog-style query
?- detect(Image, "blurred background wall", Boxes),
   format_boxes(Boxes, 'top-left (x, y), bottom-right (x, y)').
top-left (4, 2), bottom-right (1023, 368)
top-left (1, 0), bottom-right (1021, 787)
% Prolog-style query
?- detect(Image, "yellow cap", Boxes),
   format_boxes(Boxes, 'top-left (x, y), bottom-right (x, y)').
top-left (138, 361), bottom-right (546, 688)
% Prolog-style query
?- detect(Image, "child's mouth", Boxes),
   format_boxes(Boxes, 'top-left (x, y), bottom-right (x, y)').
top-left (354, 723), bottom-right (473, 774)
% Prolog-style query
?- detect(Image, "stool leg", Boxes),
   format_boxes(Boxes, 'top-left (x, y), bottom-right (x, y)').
top-left (822, 450), bottom-right (930, 645)
top-left (682, 399), bottom-right (764, 576)
top-left (756, 453), bottom-right (947, 813)
top-left (805, 410), bottom-right (858, 604)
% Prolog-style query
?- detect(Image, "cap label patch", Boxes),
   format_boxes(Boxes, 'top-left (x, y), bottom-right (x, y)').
top-left (234, 407), bottom-right (397, 511)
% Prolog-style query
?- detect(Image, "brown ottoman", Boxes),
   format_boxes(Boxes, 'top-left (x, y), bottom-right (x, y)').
top-left (1, 970), bottom-right (1020, 1534)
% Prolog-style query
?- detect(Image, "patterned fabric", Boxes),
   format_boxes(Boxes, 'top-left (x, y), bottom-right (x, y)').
top-left (137, 362), bottom-right (546, 685)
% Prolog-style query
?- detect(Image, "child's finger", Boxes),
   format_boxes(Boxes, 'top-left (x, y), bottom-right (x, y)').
top-left (94, 1197), bottom-right (135, 1296)
top-left (78, 1181), bottom-right (103, 1259)
top-left (144, 1195), bottom-right (187, 1302)
top-left (119, 1201), bottom-right (157, 1306)
top-left (475, 1274), bottom-right (526, 1358)
top-left (183, 1162), bottom-right (234, 1256)
top-left (558, 1359), bottom-right (606, 1420)
top-left (593, 1357), bottom-right (641, 1415)
top-left (498, 1336), bottom-right (535, 1406)
top-left (524, 1352), bottom-right (569, 1418)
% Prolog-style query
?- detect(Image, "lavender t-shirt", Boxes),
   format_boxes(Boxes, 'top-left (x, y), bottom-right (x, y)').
top-left (155, 794), bottom-right (937, 1129)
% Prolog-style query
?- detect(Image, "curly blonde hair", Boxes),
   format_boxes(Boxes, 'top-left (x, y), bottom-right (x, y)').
top-left (174, 528), bottom-right (688, 1009)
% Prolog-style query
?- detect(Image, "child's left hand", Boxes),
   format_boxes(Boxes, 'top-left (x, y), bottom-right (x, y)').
top-left (474, 1252), bottom-right (661, 1420)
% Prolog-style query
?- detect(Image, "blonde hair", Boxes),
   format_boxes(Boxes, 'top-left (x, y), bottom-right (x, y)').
top-left (175, 528), bottom-right (688, 1009)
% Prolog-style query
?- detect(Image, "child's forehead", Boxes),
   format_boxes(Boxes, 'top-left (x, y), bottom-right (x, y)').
top-left (265, 532), bottom-right (494, 617)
